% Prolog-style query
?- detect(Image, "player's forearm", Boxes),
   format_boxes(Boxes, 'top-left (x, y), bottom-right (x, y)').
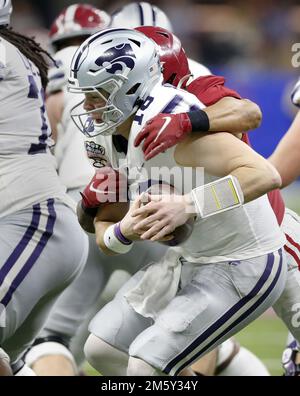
top-left (270, 148), bottom-right (300, 188)
top-left (269, 111), bottom-right (300, 188)
top-left (202, 98), bottom-right (262, 134)
top-left (230, 163), bottom-right (282, 203)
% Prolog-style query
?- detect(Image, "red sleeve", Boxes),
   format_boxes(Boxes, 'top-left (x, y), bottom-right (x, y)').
top-left (187, 75), bottom-right (242, 106)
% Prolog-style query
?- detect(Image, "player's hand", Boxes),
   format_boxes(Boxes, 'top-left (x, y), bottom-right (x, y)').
top-left (81, 167), bottom-right (127, 209)
top-left (120, 195), bottom-right (175, 242)
top-left (119, 196), bottom-right (148, 241)
top-left (134, 113), bottom-right (192, 161)
top-left (78, 167), bottom-right (127, 233)
top-left (132, 193), bottom-right (195, 241)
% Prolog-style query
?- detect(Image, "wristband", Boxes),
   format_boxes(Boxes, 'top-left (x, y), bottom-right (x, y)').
top-left (114, 222), bottom-right (132, 245)
top-left (103, 223), bottom-right (133, 254)
top-left (190, 175), bottom-right (244, 219)
top-left (187, 109), bottom-right (210, 132)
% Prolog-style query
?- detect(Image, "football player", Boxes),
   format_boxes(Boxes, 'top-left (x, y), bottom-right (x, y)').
top-left (133, 28), bottom-right (300, 377)
top-left (0, 0), bottom-right (88, 375)
top-left (269, 80), bottom-right (300, 376)
top-left (24, 3), bottom-right (169, 376)
top-left (69, 28), bottom-right (286, 376)
top-left (110, 2), bottom-right (262, 134)
top-left (26, 4), bottom-right (265, 376)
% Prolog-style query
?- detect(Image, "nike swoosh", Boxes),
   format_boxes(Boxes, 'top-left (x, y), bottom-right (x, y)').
top-left (153, 116), bottom-right (172, 143)
top-left (90, 182), bottom-right (115, 195)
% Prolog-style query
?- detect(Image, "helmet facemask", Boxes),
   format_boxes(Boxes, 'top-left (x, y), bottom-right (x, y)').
top-left (70, 77), bottom-right (129, 137)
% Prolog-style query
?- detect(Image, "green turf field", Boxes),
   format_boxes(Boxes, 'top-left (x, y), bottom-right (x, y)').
top-left (234, 313), bottom-right (287, 376)
top-left (84, 312), bottom-right (288, 376)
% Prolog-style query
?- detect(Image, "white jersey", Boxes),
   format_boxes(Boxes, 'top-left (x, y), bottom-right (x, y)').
top-left (85, 82), bottom-right (285, 263)
top-left (47, 46), bottom-right (94, 189)
top-left (0, 37), bottom-right (71, 217)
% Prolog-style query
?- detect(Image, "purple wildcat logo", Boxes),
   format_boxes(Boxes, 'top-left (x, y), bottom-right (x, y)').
top-left (92, 43), bottom-right (136, 75)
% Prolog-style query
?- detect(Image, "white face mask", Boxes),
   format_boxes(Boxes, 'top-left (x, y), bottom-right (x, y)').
top-left (69, 81), bottom-right (126, 137)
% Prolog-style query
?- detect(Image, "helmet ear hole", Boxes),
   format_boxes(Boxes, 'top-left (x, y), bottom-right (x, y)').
top-left (126, 83), bottom-right (141, 95)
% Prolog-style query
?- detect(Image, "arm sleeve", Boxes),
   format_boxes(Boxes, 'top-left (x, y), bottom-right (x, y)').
top-left (187, 75), bottom-right (242, 106)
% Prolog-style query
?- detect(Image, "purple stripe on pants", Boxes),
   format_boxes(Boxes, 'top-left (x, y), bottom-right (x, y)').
top-left (1, 199), bottom-right (56, 307)
top-left (164, 250), bottom-right (282, 374)
top-left (0, 204), bottom-right (41, 288)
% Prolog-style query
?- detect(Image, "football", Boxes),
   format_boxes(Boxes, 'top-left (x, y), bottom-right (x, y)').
top-left (142, 182), bottom-right (194, 246)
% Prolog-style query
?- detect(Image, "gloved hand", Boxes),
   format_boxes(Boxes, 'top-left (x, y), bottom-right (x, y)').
top-left (78, 167), bottom-right (127, 233)
top-left (134, 113), bottom-right (192, 160)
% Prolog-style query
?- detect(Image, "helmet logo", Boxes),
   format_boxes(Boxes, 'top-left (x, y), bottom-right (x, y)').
top-left (93, 43), bottom-right (136, 75)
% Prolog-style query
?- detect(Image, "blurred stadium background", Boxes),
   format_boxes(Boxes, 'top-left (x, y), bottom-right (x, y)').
top-left (11, 0), bottom-right (300, 375)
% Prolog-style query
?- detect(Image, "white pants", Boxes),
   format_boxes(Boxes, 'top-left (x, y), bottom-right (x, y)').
top-left (0, 199), bottom-right (88, 363)
top-left (88, 249), bottom-right (286, 375)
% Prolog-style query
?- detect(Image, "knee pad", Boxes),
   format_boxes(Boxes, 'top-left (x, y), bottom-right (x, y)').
top-left (216, 339), bottom-right (269, 376)
top-left (215, 338), bottom-right (240, 375)
top-left (24, 339), bottom-right (77, 373)
top-left (84, 334), bottom-right (128, 376)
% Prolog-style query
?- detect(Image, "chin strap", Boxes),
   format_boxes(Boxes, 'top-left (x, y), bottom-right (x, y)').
top-left (177, 73), bottom-right (193, 89)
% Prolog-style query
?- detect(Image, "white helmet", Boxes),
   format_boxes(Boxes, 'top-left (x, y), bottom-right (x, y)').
top-left (0, 0), bottom-right (12, 26)
top-left (69, 28), bottom-right (162, 137)
top-left (111, 2), bottom-right (173, 32)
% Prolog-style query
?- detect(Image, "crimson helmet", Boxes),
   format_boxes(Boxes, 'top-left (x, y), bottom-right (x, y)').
top-left (136, 26), bottom-right (191, 88)
top-left (49, 3), bottom-right (111, 50)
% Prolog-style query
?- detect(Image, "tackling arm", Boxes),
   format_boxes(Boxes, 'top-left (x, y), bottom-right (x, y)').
top-left (134, 75), bottom-right (262, 160)
top-left (269, 111), bottom-right (300, 188)
top-left (202, 97), bottom-right (262, 134)
top-left (134, 101), bottom-right (262, 161)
